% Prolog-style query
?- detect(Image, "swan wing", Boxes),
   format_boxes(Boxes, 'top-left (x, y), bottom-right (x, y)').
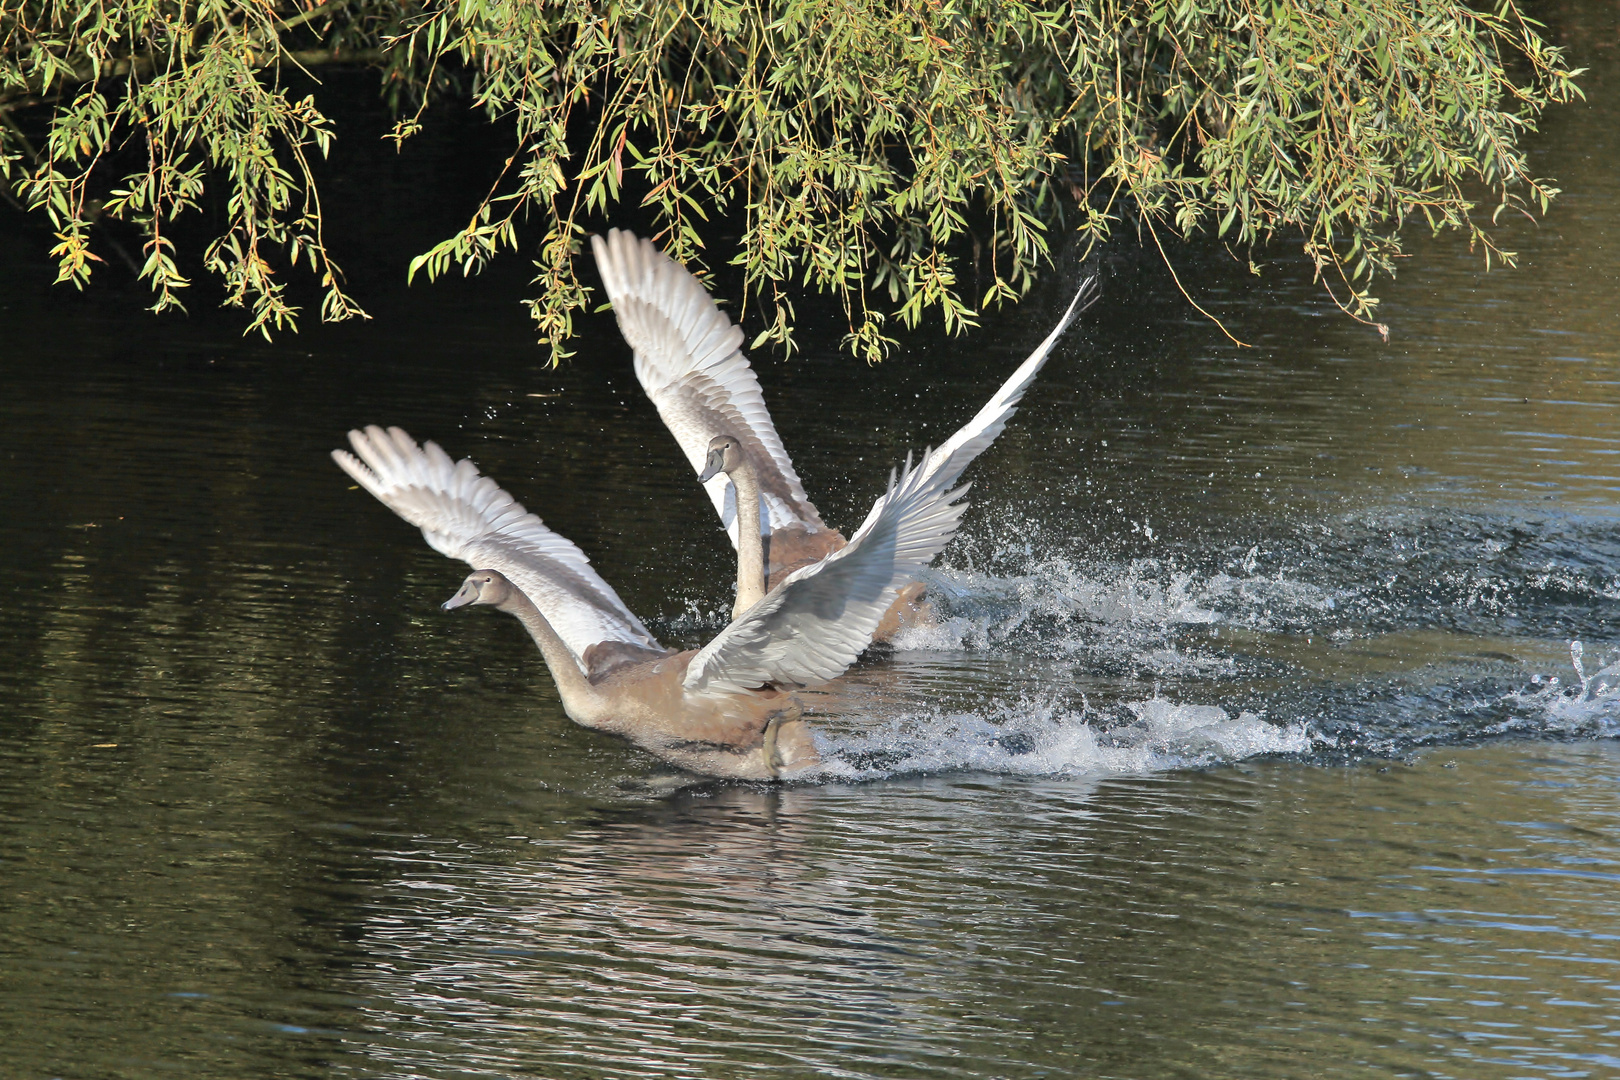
top-left (332, 426), bottom-right (663, 664)
top-left (682, 453), bottom-right (969, 697)
top-left (919, 275), bottom-right (1100, 492)
top-left (592, 229), bottom-right (828, 546)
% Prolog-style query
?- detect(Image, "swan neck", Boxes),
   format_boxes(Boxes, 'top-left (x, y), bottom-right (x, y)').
top-left (730, 460), bottom-right (767, 619)
top-left (500, 592), bottom-right (608, 723)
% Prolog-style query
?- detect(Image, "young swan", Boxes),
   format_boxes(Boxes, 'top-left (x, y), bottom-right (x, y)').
top-left (697, 435), bottom-right (769, 618)
top-left (333, 425), bottom-right (975, 781)
top-left (593, 228), bottom-right (1096, 639)
top-left (442, 568), bottom-right (813, 779)
top-left (698, 431), bottom-right (934, 627)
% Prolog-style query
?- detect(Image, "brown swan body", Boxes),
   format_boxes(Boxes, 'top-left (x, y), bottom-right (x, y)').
top-left (444, 570), bottom-right (816, 779)
top-left (697, 431), bottom-right (930, 631)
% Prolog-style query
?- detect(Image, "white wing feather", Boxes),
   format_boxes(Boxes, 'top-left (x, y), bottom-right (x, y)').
top-left (592, 229), bottom-right (826, 546)
top-left (677, 275), bottom-right (1097, 693)
top-left (919, 274), bottom-right (1100, 492)
top-left (332, 426), bottom-right (662, 667)
top-left (683, 454), bottom-right (970, 697)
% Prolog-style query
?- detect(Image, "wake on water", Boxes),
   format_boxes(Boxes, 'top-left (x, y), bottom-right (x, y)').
top-left (813, 696), bottom-right (1321, 782)
top-left (782, 505), bottom-right (1620, 781)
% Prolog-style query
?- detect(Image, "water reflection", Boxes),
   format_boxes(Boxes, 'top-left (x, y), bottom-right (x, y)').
top-left (326, 747), bottom-right (1620, 1079)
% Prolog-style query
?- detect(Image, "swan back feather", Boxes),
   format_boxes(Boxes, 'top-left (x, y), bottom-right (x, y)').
top-left (682, 450), bottom-right (970, 697)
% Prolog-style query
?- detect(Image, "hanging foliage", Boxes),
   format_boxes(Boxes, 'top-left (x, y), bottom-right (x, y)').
top-left (0, 0), bottom-right (1583, 357)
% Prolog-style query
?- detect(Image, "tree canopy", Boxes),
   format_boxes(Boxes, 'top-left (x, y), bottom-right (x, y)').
top-left (0, 0), bottom-right (1583, 359)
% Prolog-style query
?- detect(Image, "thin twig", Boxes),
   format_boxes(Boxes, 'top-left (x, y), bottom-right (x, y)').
top-left (277, 0), bottom-right (354, 35)
top-left (1141, 210), bottom-right (1251, 347)
top-left (0, 105), bottom-right (41, 167)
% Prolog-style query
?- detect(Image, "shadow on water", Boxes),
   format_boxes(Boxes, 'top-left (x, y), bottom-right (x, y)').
top-left (1, 2), bottom-right (1618, 1076)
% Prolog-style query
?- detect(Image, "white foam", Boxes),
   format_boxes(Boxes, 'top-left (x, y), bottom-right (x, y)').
top-left (1503, 641), bottom-right (1620, 737)
top-left (890, 547), bottom-right (1348, 660)
top-left (808, 695), bottom-right (1324, 781)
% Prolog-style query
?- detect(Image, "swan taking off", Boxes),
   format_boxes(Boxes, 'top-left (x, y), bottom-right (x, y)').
top-left (333, 425), bottom-right (972, 780)
top-left (592, 228), bottom-right (1099, 628)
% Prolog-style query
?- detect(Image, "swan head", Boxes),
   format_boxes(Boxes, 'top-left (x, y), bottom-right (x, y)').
top-left (443, 570), bottom-right (515, 611)
top-left (698, 434), bottom-right (745, 483)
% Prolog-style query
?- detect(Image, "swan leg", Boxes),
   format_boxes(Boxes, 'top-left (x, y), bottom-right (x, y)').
top-left (762, 716), bottom-right (784, 778)
top-left (760, 698), bottom-right (805, 778)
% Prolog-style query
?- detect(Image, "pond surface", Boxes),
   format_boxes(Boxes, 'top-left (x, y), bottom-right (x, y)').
top-left (2, 5), bottom-right (1619, 1077)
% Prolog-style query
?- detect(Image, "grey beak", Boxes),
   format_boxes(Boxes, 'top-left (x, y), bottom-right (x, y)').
top-left (697, 447), bottom-right (726, 483)
top-left (442, 581), bottom-right (479, 610)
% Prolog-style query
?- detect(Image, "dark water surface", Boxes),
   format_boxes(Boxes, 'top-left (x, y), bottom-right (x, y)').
top-left (3, 6), bottom-right (1619, 1077)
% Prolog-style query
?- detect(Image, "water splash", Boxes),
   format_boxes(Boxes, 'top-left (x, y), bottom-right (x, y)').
top-left (812, 694), bottom-right (1322, 781)
top-left (652, 504), bottom-right (1617, 775)
top-left (1504, 641), bottom-right (1620, 738)
top-left (870, 506), bottom-right (1620, 769)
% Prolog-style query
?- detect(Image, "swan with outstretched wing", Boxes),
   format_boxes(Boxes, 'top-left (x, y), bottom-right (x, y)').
top-left (592, 229), bottom-right (1097, 624)
top-left (334, 425), bottom-right (971, 779)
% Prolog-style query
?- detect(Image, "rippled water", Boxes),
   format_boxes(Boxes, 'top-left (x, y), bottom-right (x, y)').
top-left (2, 4), bottom-right (1619, 1076)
